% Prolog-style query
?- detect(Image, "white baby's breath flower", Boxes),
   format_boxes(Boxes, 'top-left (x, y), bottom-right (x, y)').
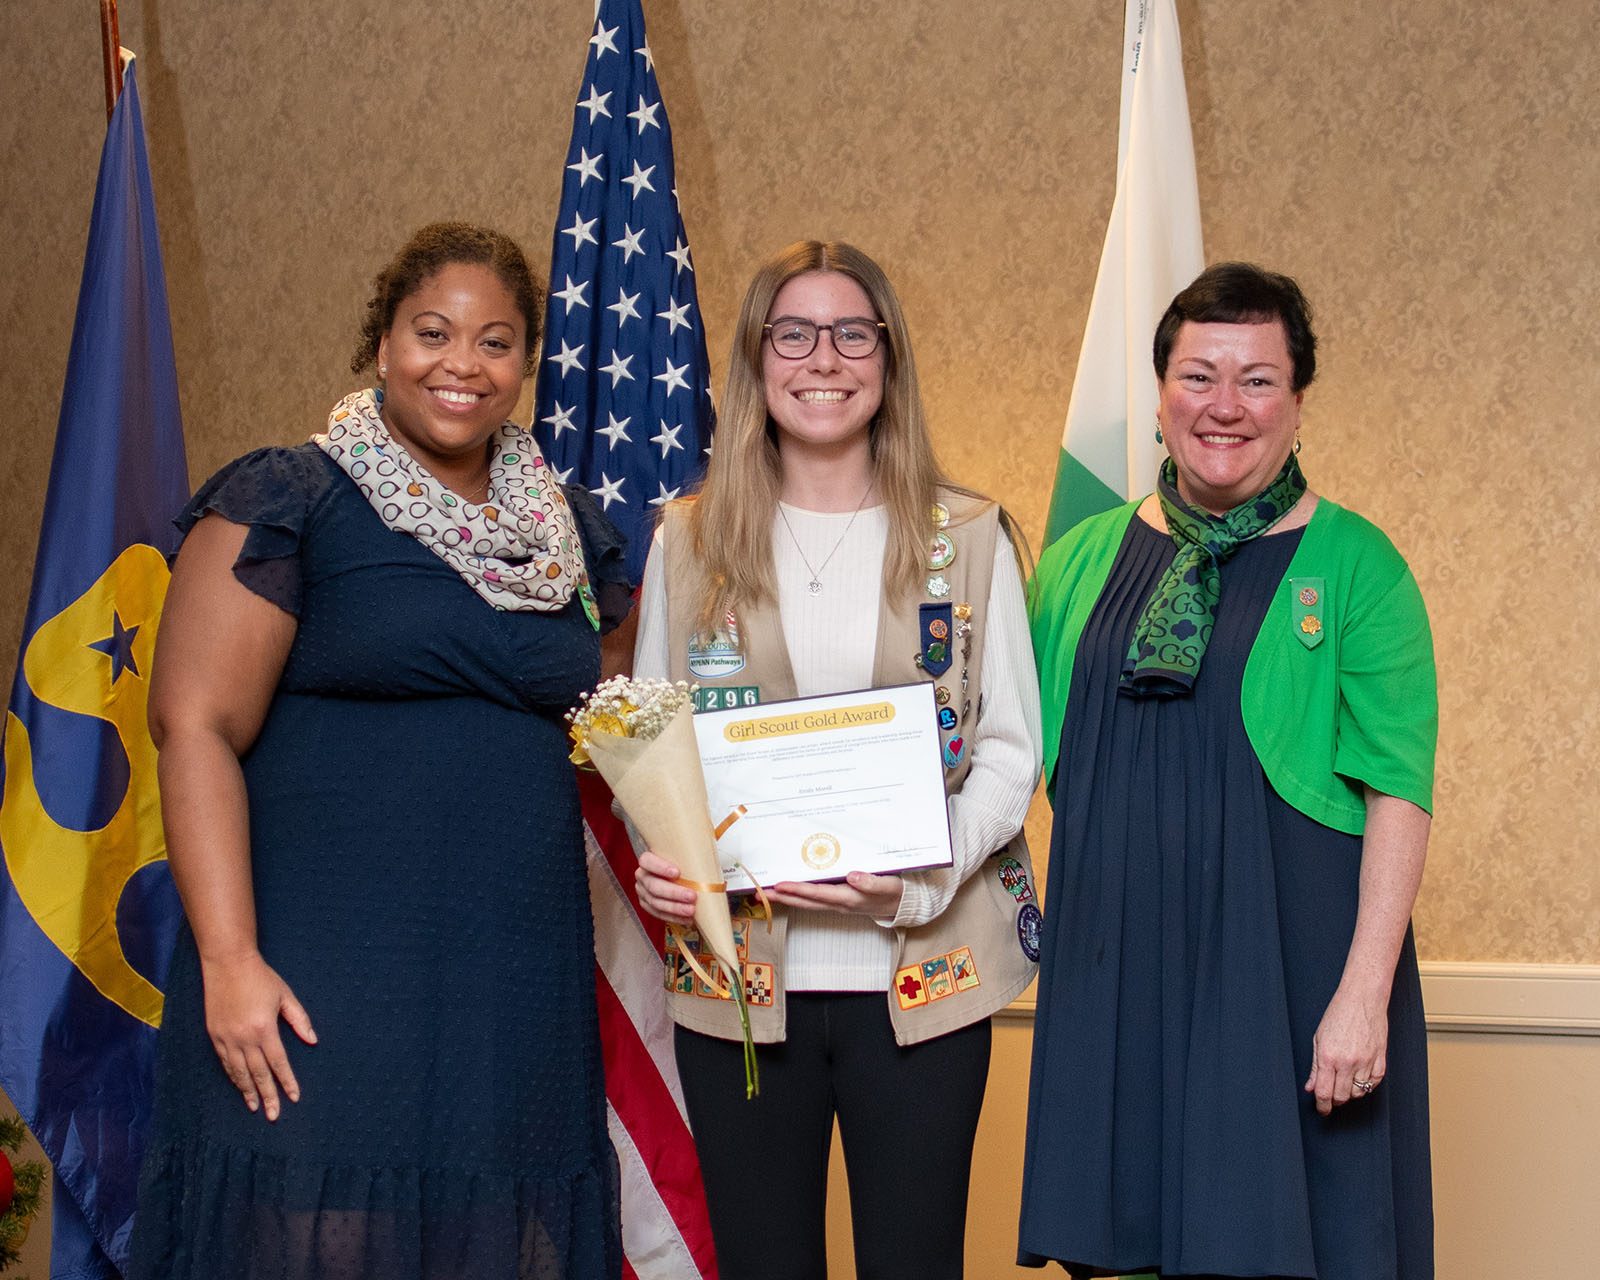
top-left (568, 675), bottom-right (699, 758)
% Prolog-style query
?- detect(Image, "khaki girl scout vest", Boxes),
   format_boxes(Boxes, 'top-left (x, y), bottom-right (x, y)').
top-left (656, 491), bottom-right (1039, 1048)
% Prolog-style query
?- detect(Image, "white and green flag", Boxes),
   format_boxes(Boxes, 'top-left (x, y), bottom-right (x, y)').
top-left (1045, 0), bottom-right (1205, 548)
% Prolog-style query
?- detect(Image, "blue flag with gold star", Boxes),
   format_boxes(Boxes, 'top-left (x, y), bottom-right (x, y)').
top-left (0, 60), bottom-right (188, 1276)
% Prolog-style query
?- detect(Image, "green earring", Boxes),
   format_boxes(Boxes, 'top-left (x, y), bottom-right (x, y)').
top-left (1155, 419), bottom-right (1164, 444)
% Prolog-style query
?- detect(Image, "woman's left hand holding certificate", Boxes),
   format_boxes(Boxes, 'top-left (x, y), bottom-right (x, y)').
top-left (766, 870), bottom-right (904, 923)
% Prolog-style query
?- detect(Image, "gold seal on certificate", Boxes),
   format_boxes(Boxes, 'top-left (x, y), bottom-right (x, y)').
top-left (801, 833), bottom-right (841, 870)
top-left (691, 683), bottom-right (954, 891)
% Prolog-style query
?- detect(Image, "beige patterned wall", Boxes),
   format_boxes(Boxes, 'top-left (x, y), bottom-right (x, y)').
top-left (4, 0), bottom-right (1598, 962)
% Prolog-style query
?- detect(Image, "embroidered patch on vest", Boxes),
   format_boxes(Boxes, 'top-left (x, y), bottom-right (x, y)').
top-left (743, 961), bottom-right (775, 1007)
top-left (895, 964), bottom-right (931, 1010)
top-left (688, 612), bottom-right (746, 677)
top-left (664, 922), bottom-right (757, 1000)
top-left (998, 855), bottom-right (1033, 903)
top-left (898, 948), bottom-right (982, 1011)
top-left (1017, 903), bottom-right (1042, 962)
top-left (664, 947), bottom-right (695, 995)
top-left (949, 947), bottom-right (981, 991)
top-left (694, 684), bottom-right (760, 712)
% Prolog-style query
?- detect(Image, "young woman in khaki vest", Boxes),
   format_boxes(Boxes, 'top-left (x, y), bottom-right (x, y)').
top-left (629, 241), bottom-right (1042, 1279)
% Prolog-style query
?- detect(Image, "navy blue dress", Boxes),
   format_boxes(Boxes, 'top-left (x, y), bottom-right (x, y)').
top-left (129, 446), bottom-right (624, 1280)
top-left (1018, 517), bottom-right (1431, 1279)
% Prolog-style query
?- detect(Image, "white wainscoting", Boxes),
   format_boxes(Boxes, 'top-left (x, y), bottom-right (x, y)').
top-left (999, 962), bottom-right (1600, 1035)
top-left (1416, 961), bottom-right (1600, 1035)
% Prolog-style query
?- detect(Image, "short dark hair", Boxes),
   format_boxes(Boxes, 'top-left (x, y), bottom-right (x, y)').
top-left (1153, 261), bottom-right (1317, 392)
top-left (351, 222), bottom-right (545, 376)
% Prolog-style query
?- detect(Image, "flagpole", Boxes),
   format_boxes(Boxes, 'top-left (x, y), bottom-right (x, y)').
top-left (99, 0), bottom-right (121, 121)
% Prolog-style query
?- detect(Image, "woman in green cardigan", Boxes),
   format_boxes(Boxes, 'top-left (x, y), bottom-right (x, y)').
top-left (1018, 262), bottom-right (1436, 1279)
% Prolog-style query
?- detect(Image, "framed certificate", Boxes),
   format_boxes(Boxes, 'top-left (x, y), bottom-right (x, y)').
top-left (691, 683), bottom-right (953, 891)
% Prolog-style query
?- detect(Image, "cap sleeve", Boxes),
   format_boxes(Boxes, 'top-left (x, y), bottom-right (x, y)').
top-left (176, 445), bottom-right (332, 617)
top-left (563, 483), bottom-right (633, 634)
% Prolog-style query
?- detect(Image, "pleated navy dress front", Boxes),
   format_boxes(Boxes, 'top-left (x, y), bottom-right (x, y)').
top-left (1018, 516), bottom-right (1431, 1279)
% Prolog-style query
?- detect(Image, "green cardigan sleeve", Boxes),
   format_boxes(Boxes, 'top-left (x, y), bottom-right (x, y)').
top-left (1241, 502), bottom-right (1438, 833)
top-left (1028, 502), bottom-right (1140, 795)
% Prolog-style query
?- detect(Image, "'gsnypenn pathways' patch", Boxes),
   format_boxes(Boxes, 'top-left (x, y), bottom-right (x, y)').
top-left (687, 639), bottom-right (746, 678)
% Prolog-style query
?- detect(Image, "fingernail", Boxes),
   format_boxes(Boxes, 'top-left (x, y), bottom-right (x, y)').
top-left (247, 1099), bottom-right (258, 1112)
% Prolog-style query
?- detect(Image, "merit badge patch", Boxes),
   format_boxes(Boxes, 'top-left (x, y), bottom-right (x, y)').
top-left (921, 955), bottom-right (955, 1001)
top-left (694, 959), bottom-right (728, 1000)
top-left (997, 855), bottom-right (1033, 904)
top-left (895, 964), bottom-right (931, 1010)
top-left (949, 947), bottom-right (981, 991)
top-left (1017, 903), bottom-right (1042, 962)
top-left (743, 962), bottom-right (775, 1007)
top-left (663, 948), bottom-right (695, 995)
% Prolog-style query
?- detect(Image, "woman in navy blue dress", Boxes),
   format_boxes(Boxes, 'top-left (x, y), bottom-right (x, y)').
top-left (129, 224), bottom-right (624, 1279)
top-left (1020, 264), bottom-right (1436, 1278)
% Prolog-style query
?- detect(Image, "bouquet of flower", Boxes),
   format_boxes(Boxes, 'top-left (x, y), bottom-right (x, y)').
top-left (568, 675), bottom-right (759, 1097)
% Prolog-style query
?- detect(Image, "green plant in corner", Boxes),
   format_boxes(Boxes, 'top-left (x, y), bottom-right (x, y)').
top-left (0, 1112), bottom-right (45, 1276)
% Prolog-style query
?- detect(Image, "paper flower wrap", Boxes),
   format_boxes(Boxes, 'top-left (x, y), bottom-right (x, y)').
top-left (569, 677), bottom-right (758, 1096)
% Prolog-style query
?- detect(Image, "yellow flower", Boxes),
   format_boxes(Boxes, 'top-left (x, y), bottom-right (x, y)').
top-left (1301, 615), bottom-right (1322, 636)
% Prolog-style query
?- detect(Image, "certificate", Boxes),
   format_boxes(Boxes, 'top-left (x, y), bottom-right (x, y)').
top-left (691, 683), bottom-right (953, 891)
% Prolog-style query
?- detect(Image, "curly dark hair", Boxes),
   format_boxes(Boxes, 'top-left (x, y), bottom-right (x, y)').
top-left (351, 222), bottom-right (546, 376)
top-left (1153, 261), bottom-right (1317, 392)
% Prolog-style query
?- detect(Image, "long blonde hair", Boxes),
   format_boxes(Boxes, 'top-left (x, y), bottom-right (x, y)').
top-left (683, 240), bottom-right (982, 630)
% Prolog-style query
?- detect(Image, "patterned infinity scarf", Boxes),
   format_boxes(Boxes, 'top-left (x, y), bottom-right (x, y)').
top-left (1120, 452), bottom-right (1307, 697)
top-left (315, 388), bottom-right (597, 625)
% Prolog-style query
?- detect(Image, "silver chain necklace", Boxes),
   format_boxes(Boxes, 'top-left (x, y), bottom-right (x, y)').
top-left (777, 488), bottom-right (872, 596)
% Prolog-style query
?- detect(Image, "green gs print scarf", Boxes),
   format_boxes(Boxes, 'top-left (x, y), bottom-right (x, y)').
top-left (1121, 453), bottom-right (1307, 697)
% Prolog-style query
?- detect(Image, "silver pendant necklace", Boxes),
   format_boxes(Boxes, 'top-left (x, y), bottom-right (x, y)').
top-left (778, 487), bottom-right (872, 596)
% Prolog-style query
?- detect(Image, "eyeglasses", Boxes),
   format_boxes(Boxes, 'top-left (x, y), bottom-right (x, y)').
top-left (763, 316), bottom-right (886, 360)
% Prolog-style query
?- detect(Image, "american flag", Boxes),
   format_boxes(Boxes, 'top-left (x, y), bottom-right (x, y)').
top-left (531, 3), bottom-right (718, 1278)
top-left (533, 0), bottom-right (714, 582)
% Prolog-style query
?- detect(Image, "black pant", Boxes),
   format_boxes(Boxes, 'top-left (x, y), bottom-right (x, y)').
top-left (675, 993), bottom-right (992, 1280)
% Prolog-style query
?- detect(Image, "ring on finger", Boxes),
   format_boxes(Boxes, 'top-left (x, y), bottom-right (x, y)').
top-left (1353, 1077), bottom-right (1378, 1094)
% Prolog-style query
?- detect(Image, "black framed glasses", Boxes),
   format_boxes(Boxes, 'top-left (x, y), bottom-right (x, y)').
top-left (763, 316), bottom-right (886, 360)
